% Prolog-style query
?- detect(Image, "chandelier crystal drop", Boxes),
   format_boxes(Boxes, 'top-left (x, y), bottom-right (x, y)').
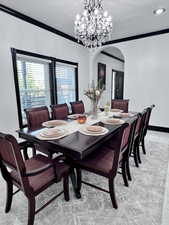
top-left (74, 0), bottom-right (113, 48)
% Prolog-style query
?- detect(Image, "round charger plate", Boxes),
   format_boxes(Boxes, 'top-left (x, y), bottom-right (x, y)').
top-left (101, 118), bottom-right (124, 125)
top-left (42, 120), bottom-right (68, 128)
top-left (36, 128), bottom-right (68, 140)
top-left (79, 126), bottom-right (109, 136)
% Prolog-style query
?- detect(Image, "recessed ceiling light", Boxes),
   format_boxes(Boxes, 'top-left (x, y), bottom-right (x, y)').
top-left (153, 8), bottom-right (166, 15)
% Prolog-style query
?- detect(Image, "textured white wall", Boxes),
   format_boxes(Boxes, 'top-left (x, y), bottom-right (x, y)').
top-left (114, 33), bottom-right (169, 127)
top-left (0, 11), bottom-right (90, 136)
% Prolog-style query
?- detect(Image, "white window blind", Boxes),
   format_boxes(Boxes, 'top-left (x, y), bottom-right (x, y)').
top-left (56, 63), bottom-right (77, 104)
top-left (16, 58), bottom-right (51, 124)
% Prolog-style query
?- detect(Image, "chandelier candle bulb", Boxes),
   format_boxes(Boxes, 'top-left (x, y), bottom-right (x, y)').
top-left (83, 10), bottom-right (88, 16)
top-left (76, 14), bottom-right (80, 20)
top-left (94, 9), bottom-right (99, 15)
top-left (104, 11), bottom-right (108, 17)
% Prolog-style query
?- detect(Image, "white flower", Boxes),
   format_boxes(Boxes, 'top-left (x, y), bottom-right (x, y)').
top-left (95, 90), bottom-right (100, 96)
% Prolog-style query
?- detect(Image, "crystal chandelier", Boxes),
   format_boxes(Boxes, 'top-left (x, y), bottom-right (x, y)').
top-left (74, 0), bottom-right (113, 48)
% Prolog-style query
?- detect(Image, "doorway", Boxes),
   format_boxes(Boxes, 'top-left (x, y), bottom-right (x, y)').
top-left (111, 70), bottom-right (124, 99)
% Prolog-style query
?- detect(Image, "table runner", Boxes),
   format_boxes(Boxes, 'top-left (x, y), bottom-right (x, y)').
top-left (36, 112), bottom-right (113, 140)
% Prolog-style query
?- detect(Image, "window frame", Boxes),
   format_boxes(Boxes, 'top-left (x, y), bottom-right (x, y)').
top-left (55, 60), bottom-right (79, 104)
top-left (11, 48), bottom-right (79, 128)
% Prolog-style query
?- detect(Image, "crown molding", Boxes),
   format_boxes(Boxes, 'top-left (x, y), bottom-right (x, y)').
top-left (0, 3), bottom-right (82, 45)
top-left (1, 3), bottom-right (169, 47)
top-left (103, 28), bottom-right (169, 46)
top-left (101, 51), bottom-right (125, 63)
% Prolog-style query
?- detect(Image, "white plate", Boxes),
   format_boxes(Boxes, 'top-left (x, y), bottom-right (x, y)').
top-left (79, 126), bottom-right (109, 136)
top-left (101, 118), bottom-right (125, 125)
top-left (67, 114), bottom-right (84, 120)
top-left (42, 120), bottom-right (67, 127)
top-left (86, 125), bottom-right (104, 133)
top-left (118, 113), bottom-right (134, 118)
top-left (40, 128), bottom-right (65, 137)
top-left (111, 109), bottom-right (123, 113)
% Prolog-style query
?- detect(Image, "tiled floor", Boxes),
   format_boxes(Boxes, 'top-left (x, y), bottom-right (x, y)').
top-left (146, 131), bottom-right (169, 225)
top-left (159, 131), bottom-right (169, 225)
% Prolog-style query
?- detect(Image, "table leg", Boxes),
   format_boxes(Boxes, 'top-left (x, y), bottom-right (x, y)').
top-left (70, 168), bottom-right (81, 199)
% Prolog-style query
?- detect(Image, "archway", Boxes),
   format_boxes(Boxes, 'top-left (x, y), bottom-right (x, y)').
top-left (89, 45), bottom-right (125, 107)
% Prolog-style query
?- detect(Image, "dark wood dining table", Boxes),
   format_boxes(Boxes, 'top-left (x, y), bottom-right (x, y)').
top-left (17, 117), bottom-right (133, 198)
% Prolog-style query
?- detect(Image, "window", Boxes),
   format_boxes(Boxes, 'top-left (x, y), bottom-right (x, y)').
top-left (56, 62), bottom-right (78, 104)
top-left (12, 49), bottom-right (79, 128)
top-left (16, 57), bottom-right (51, 125)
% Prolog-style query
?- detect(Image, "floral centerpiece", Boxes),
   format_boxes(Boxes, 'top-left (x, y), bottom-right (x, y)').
top-left (84, 80), bottom-right (104, 118)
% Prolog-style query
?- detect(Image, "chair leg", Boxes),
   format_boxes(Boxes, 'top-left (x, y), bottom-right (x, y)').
top-left (27, 197), bottom-right (35, 225)
top-left (63, 174), bottom-right (69, 201)
top-left (126, 159), bottom-right (132, 181)
top-left (5, 181), bottom-right (13, 213)
top-left (70, 168), bottom-right (81, 199)
top-left (137, 145), bottom-right (142, 164)
top-left (122, 160), bottom-right (129, 187)
top-left (76, 168), bottom-right (82, 192)
top-left (133, 141), bottom-right (139, 167)
top-left (108, 179), bottom-right (118, 209)
top-left (142, 138), bottom-right (146, 155)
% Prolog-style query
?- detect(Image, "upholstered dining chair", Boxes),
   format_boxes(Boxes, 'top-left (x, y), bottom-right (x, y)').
top-left (24, 106), bottom-right (55, 158)
top-left (50, 103), bottom-right (69, 120)
top-left (121, 116), bottom-right (138, 182)
top-left (132, 110), bottom-right (147, 167)
top-left (73, 123), bottom-right (130, 209)
top-left (0, 133), bottom-right (70, 225)
top-left (111, 99), bottom-right (129, 112)
top-left (24, 106), bottom-right (50, 130)
top-left (139, 105), bottom-right (155, 154)
top-left (70, 100), bottom-right (85, 114)
top-left (105, 116), bottom-right (138, 183)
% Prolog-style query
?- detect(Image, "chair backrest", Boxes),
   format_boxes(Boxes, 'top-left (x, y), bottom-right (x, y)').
top-left (70, 100), bottom-right (85, 114)
top-left (50, 103), bottom-right (69, 120)
top-left (143, 104), bottom-right (155, 136)
top-left (109, 123), bottom-right (128, 177)
top-left (135, 110), bottom-right (147, 139)
top-left (135, 113), bottom-right (142, 135)
top-left (121, 116), bottom-right (138, 153)
top-left (25, 106), bottom-right (50, 130)
top-left (0, 133), bottom-right (30, 195)
top-left (111, 99), bottom-right (129, 112)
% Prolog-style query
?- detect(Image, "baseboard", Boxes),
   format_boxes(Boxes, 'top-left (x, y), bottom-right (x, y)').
top-left (148, 126), bottom-right (169, 133)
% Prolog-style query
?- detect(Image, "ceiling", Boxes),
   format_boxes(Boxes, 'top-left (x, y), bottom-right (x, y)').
top-left (0, 0), bottom-right (169, 41)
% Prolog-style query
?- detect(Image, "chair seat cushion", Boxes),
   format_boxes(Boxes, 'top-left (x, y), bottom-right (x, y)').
top-left (75, 147), bottom-right (115, 177)
top-left (11, 154), bottom-right (69, 194)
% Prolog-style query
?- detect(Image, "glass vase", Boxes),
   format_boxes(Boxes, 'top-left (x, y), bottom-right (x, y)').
top-left (91, 100), bottom-right (98, 119)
